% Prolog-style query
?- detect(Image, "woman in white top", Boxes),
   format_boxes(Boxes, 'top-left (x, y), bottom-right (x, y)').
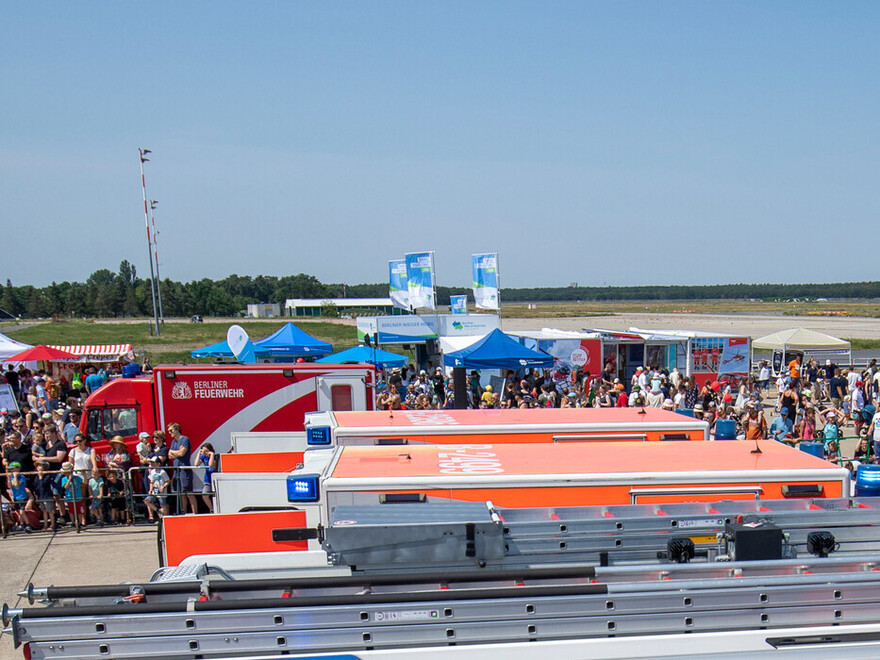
top-left (69, 433), bottom-right (96, 473)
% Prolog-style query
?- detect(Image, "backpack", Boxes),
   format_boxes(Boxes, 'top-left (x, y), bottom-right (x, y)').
top-left (72, 375), bottom-right (83, 390)
top-left (861, 403), bottom-right (876, 423)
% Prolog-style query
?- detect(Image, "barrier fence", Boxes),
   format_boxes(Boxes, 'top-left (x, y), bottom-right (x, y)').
top-left (1, 464), bottom-right (211, 538)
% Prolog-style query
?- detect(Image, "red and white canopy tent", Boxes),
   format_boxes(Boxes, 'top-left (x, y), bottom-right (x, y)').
top-left (47, 345), bottom-right (134, 363)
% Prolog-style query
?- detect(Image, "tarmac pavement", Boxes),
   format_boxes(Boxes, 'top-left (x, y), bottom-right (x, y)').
top-left (0, 524), bottom-right (159, 657)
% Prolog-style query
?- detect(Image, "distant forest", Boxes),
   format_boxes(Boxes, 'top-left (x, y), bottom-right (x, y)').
top-left (3, 262), bottom-right (880, 319)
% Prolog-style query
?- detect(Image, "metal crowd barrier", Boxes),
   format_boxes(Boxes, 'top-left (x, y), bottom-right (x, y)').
top-left (126, 464), bottom-right (211, 520)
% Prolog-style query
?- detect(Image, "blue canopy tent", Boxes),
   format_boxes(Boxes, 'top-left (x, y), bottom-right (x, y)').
top-left (315, 345), bottom-right (408, 369)
top-left (190, 340), bottom-right (270, 359)
top-left (253, 322), bottom-right (332, 358)
top-left (443, 328), bottom-right (555, 370)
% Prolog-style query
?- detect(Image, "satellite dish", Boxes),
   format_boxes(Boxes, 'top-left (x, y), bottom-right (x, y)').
top-left (227, 324), bottom-right (256, 363)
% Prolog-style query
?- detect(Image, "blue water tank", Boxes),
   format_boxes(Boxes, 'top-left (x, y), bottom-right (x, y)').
top-left (856, 464), bottom-right (880, 497)
top-left (799, 441), bottom-right (824, 459)
top-left (714, 419), bottom-right (737, 440)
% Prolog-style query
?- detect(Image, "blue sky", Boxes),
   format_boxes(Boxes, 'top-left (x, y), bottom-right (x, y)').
top-left (3, 2), bottom-right (879, 288)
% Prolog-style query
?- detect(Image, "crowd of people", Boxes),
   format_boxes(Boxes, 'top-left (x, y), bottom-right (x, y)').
top-left (1, 361), bottom-right (214, 534)
top-left (376, 357), bottom-right (880, 466)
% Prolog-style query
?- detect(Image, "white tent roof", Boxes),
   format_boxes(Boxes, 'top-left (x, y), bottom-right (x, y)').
top-left (752, 327), bottom-right (851, 351)
top-left (438, 335), bottom-right (486, 355)
top-left (0, 332), bottom-right (33, 362)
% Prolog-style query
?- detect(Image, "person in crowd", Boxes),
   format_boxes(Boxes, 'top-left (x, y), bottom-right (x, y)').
top-left (819, 408), bottom-right (844, 447)
top-left (854, 434), bottom-right (873, 464)
top-left (769, 407), bottom-right (794, 442)
top-left (743, 404), bottom-right (767, 440)
top-left (104, 469), bottom-right (128, 525)
top-left (33, 462), bottom-right (59, 531)
top-left (144, 457), bottom-right (170, 522)
top-left (60, 462), bottom-right (86, 527)
top-left (62, 410), bottom-right (80, 444)
top-left (797, 392), bottom-right (817, 440)
top-left (166, 422), bottom-right (197, 515)
top-left (105, 435), bottom-right (131, 475)
top-left (6, 462), bottom-right (35, 532)
top-left (87, 467), bottom-right (105, 527)
top-left (194, 442), bottom-right (217, 513)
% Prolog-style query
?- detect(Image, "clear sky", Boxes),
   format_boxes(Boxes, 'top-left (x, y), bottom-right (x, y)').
top-left (4, 2), bottom-right (880, 289)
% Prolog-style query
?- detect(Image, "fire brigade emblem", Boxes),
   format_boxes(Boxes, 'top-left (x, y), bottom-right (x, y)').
top-left (171, 382), bottom-right (193, 400)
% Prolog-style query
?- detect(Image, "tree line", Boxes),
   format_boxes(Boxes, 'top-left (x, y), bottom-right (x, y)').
top-left (3, 262), bottom-right (880, 319)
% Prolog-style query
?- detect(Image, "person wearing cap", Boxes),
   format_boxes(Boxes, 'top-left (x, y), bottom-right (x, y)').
top-left (144, 456), bottom-right (171, 522)
top-left (480, 385), bottom-right (495, 408)
top-left (769, 407), bottom-right (794, 442)
top-left (60, 461), bottom-right (86, 526)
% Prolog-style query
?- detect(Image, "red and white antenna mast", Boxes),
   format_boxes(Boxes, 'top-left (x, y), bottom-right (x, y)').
top-left (139, 148), bottom-right (160, 336)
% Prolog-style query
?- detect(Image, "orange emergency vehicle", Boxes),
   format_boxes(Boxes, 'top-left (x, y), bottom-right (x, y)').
top-left (220, 407), bottom-right (708, 473)
top-left (164, 440), bottom-right (848, 566)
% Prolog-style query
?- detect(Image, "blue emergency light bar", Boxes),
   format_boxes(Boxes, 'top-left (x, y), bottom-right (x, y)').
top-left (307, 426), bottom-right (331, 445)
top-left (287, 474), bottom-right (321, 502)
top-left (856, 464), bottom-right (880, 497)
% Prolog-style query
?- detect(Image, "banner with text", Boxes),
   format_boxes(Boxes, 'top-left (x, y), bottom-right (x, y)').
top-left (472, 253), bottom-right (500, 310)
top-left (405, 251), bottom-right (436, 310)
top-left (388, 260), bottom-right (409, 310)
top-left (450, 295), bottom-right (467, 314)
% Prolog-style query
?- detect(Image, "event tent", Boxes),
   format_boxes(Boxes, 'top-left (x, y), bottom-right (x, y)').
top-left (8, 345), bottom-right (79, 362)
top-left (315, 345), bottom-right (408, 369)
top-left (0, 333), bottom-right (33, 362)
top-left (751, 327), bottom-right (852, 372)
top-left (443, 328), bottom-right (555, 370)
top-left (253, 322), bottom-right (332, 357)
top-left (48, 344), bottom-right (134, 362)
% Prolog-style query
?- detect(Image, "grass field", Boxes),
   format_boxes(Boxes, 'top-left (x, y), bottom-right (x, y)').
top-left (5, 319), bottom-right (362, 364)
top-left (4, 298), bottom-right (880, 363)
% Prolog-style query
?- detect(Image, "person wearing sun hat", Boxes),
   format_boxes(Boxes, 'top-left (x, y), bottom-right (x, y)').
top-left (60, 461), bottom-right (86, 527)
top-left (105, 436), bottom-right (131, 475)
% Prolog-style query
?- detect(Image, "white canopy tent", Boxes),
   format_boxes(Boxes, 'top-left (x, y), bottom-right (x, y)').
top-left (0, 332), bottom-right (33, 363)
top-left (751, 327), bottom-right (852, 375)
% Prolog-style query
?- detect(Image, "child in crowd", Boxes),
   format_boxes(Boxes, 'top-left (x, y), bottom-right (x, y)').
top-left (6, 462), bottom-right (35, 532)
top-left (87, 468), bottom-right (105, 527)
top-left (104, 469), bottom-right (128, 525)
top-left (60, 462), bottom-right (86, 527)
top-left (144, 459), bottom-right (170, 522)
top-left (33, 462), bottom-right (59, 531)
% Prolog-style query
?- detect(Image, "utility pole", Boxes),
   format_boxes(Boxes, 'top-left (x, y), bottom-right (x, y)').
top-left (150, 200), bottom-right (165, 325)
top-left (139, 148), bottom-right (160, 336)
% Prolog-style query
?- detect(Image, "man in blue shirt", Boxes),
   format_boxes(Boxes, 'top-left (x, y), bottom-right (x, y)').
top-left (84, 368), bottom-right (106, 395)
top-left (167, 422), bottom-right (197, 514)
top-left (769, 407), bottom-right (794, 442)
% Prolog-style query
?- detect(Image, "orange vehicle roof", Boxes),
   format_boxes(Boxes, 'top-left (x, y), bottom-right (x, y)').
top-left (330, 440), bottom-right (839, 479)
top-left (326, 407), bottom-right (700, 429)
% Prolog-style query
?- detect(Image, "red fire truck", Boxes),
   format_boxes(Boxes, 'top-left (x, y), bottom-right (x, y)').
top-left (79, 363), bottom-right (375, 460)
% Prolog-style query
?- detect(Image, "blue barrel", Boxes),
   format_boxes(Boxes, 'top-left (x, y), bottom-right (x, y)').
top-left (677, 408), bottom-right (695, 418)
top-left (714, 419), bottom-right (737, 440)
top-left (856, 464), bottom-right (880, 497)
top-left (799, 441), bottom-right (824, 459)
top-left (121, 364), bottom-right (141, 378)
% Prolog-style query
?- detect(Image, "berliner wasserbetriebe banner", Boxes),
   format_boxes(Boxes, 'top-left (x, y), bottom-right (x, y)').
top-left (472, 253), bottom-right (499, 310)
top-left (404, 251), bottom-right (436, 310)
top-left (388, 259), bottom-right (409, 310)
